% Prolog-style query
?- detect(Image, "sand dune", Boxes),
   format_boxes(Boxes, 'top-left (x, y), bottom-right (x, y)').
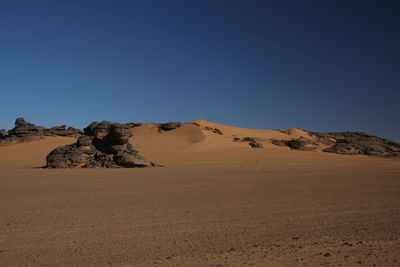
top-left (0, 120), bottom-right (399, 266)
top-left (132, 120), bottom-right (367, 165)
top-left (193, 119), bottom-right (312, 140)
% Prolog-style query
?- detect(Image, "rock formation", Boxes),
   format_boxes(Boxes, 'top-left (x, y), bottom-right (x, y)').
top-left (46, 121), bottom-right (160, 168)
top-left (158, 122), bottom-right (182, 132)
top-left (8, 118), bottom-right (46, 138)
top-left (271, 131), bottom-right (400, 157)
top-left (243, 137), bottom-right (263, 148)
top-left (0, 129), bottom-right (8, 139)
top-left (232, 137), bottom-right (263, 148)
top-left (316, 132), bottom-right (400, 157)
top-left (204, 126), bottom-right (223, 135)
top-left (45, 125), bottom-right (83, 137)
top-left (0, 118), bottom-right (82, 145)
top-left (271, 139), bottom-right (317, 151)
top-left (126, 122), bottom-right (142, 128)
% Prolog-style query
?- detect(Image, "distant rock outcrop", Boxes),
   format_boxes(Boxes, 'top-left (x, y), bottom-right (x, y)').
top-left (271, 139), bottom-right (317, 151)
top-left (271, 131), bottom-right (400, 157)
top-left (232, 137), bottom-right (263, 148)
top-left (242, 137), bottom-right (263, 148)
top-left (204, 126), bottom-right (223, 135)
top-left (158, 122), bottom-right (182, 132)
top-left (46, 125), bottom-right (83, 137)
top-left (126, 122), bottom-right (142, 128)
top-left (0, 118), bottom-right (82, 145)
top-left (46, 121), bottom-right (160, 168)
top-left (316, 132), bottom-right (400, 157)
top-left (8, 117), bottom-right (46, 138)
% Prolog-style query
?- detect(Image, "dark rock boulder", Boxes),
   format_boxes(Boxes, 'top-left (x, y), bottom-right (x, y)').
top-left (46, 121), bottom-right (160, 168)
top-left (232, 137), bottom-right (241, 142)
top-left (271, 140), bottom-right (287, 147)
top-left (46, 138), bottom-right (97, 168)
top-left (158, 122), bottom-right (182, 132)
top-left (233, 137), bottom-right (263, 148)
top-left (242, 137), bottom-right (258, 147)
top-left (243, 137), bottom-right (256, 142)
top-left (287, 139), bottom-right (306, 150)
top-left (271, 139), bottom-right (299, 149)
top-left (249, 141), bottom-right (263, 148)
top-left (204, 126), bottom-right (223, 135)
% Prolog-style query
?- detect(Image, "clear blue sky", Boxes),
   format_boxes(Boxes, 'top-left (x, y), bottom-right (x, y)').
top-left (1, 0), bottom-right (399, 141)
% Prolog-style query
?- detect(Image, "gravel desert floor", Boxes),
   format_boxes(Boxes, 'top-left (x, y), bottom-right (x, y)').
top-left (1, 121), bottom-right (399, 266)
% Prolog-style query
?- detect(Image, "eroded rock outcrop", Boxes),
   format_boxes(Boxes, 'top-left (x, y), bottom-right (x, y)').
top-left (204, 126), bottom-right (223, 135)
top-left (8, 118), bottom-right (46, 138)
top-left (316, 132), bottom-right (400, 157)
top-left (126, 122), bottom-right (142, 128)
top-left (0, 129), bottom-right (8, 139)
top-left (46, 121), bottom-right (159, 168)
top-left (0, 118), bottom-right (83, 145)
top-left (232, 137), bottom-right (263, 148)
top-left (271, 139), bottom-right (317, 151)
top-left (46, 125), bottom-right (83, 137)
top-left (243, 137), bottom-right (262, 148)
top-left (158, 122), bottom-right (182, 132)
top-left (271, 131), bottom-right (400, 157)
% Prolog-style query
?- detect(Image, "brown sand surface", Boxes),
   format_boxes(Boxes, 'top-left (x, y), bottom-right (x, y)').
top-left (1, 121), bottom-right (399, 266)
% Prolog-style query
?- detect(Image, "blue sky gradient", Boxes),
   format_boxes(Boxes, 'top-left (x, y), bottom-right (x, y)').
top-left (1, 0), bottom-right (399, 140)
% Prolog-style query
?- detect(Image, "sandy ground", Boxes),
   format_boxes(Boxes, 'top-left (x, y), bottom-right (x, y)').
top-left (0, 121), bottom-right (399, 266)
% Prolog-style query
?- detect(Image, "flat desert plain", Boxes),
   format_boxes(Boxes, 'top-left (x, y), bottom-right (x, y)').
top-left (1, 120), bottom-right (399, 266)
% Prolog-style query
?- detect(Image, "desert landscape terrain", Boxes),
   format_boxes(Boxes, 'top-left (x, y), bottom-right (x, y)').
top-left (1, 119), bottom-right (399, 266)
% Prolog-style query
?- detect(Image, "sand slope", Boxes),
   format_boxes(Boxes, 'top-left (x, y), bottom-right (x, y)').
top-left (0, 137), bottom-right (76, 169)
top-left (0, 120), bottom-right (399, 266)
top-left (132, 120), bottom-right (366, 165)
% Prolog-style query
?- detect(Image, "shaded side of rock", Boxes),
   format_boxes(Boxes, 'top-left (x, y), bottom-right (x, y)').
top-left (271, 140), bottom-right (287, 147)
top-left (0, 129), bottom-right (8, 139)
top-left (287, 139), bottom-right (306, 150)
top-left (46, 121), bottom-right (160, 168)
